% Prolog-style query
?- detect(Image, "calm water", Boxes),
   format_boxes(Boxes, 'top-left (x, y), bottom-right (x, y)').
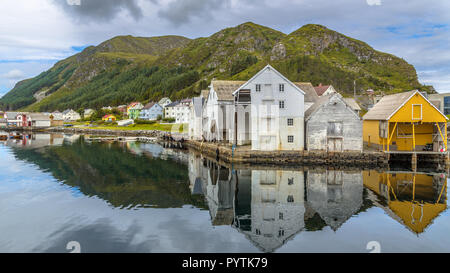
top-left (0, 133), bottom-right (449, 253)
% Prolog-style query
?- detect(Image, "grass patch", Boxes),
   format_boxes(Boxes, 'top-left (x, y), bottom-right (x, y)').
top-left (75, 123), bottom-right (188, 133)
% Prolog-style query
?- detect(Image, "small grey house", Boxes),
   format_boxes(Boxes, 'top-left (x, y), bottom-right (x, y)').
top-left (305, 93), bottom-right (362, 152)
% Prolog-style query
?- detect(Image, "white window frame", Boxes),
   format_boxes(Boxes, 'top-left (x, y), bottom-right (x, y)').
top-left (287, 118), bottom-right (294, 126)
top-left (412, 104), bottom-right (422, 120)
top-left (279, 100), bottom-right (285, 109)
top-left (256, 84), bottom-right (261, 92)
top-left (279, 84), bottom-right (285, 92)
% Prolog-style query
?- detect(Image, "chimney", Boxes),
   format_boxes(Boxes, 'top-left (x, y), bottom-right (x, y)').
top-left (319, 83), bottom-right (322, 87)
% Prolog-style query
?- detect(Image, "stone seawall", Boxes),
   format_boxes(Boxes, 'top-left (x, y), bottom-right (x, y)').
top-left (4, 127), bottom-right (187, 139)
top-left (185, 140), bottom-right (389, 168)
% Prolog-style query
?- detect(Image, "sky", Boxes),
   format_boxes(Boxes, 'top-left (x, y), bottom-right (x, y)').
top-left (0, 0), bottom-right (449, 97)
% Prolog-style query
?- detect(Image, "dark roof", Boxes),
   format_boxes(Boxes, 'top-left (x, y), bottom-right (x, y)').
top-left (294, 82), bottom-right (319, 103)
top-left (314, 84), bottom-right (331, 96)
top-left (165, 101), bottom-right (180, 108)
top-left (143, 102), bottom-right (156, 109)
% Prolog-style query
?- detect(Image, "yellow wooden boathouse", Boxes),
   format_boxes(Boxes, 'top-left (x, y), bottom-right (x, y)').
top-left (363, 90), bottom-right (448, 152)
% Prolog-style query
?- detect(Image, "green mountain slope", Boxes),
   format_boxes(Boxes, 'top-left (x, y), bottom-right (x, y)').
top-left (0, 22), bottom-right (432, 112)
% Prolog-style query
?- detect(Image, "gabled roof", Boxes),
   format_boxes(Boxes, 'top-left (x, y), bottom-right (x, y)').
top-left (212, 80), bottom-right (246, 101)
top-left (232, 64), bottom-right (305, 97)
top-left (363, 90), bottom-right (448, 120)
top-left (165, 101), bottom-right (180, 108)
top-left (314, 84), bottom-right (331, 96)
top-left (343, 98), bottom-right (361, 111)
top-left (29, 113), bottom-right (51, 120)
top-left (294, 82), bottom-right (319, 103)
top-left (305, 93), bottom-right (360, 121)
top-left (158, 97), bottom-right (171, 104)
top-left (143, 102), bottom-right (156, 109)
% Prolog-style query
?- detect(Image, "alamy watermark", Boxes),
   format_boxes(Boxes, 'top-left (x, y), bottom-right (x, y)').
top-left (66, 241), bottom-right (81, 253)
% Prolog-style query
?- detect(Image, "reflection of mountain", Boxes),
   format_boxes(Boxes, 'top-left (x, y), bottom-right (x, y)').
top-left (306, 170), bottom-right (363, 231)
top-left (363, 171), bottom-right (447, 234)
top-left (10, 138), bottom-right (206, 209)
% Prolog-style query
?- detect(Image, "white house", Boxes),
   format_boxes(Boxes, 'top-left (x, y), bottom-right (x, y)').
top-left (164, 101), bottom-right (179, 120)
top-left (139, 102), bottom-right (163, 120)
top-left (51, 111), bottom-right (64, 121)
top-left (232, 65), bottom-right (306, 151)
top-left (84, 109), bottom-right (95, 118)
top-left (314, 84), bottom-right (337, 97)
top-left (29, 113), bottom-right (51, 128)
top-left (204, 80), bottom-right (245, 142)
top-left (62, 109), bottom-right (81, 121)
top-left (158, 97), bottom-right (172, 108)
top-left (189, 96), bottom-right (205, 140)
top-left (174, 99), bottom-right (192, 124)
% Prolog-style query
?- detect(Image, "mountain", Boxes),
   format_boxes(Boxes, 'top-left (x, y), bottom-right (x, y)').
top-left (0, 22), bottom-right (432, 112)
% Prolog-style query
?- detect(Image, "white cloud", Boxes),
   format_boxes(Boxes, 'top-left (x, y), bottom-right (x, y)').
top-left (0, 0), bottom-right (450, 94)
top-left (3, 69), bottom-right (24, 80)
top-left (366, 0), bottom-right (382, 6)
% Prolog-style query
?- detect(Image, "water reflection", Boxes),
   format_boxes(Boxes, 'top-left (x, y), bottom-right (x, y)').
top-left (363, 171), bottom-right (447, 234)
top-left (188, 153), bottom-right (448, 252)
top-left (0, 133), bottom-right (448, 252)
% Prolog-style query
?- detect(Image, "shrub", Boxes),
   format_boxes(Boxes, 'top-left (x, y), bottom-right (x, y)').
top-left (135, 119), bottom-right (157, 125)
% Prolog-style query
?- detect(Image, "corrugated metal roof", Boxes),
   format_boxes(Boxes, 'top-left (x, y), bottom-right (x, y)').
top-left (363, 91), bottom-right (416, 120)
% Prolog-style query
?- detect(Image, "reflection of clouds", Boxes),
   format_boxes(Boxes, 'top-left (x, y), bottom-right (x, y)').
top-left (35, 218), bottom-right (158, 253)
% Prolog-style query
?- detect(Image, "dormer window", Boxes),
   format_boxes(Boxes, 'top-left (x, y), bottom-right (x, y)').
top-left (256, 84), bottom-right (261, 92)
top-left (279, 84), bottom-right (285, 92)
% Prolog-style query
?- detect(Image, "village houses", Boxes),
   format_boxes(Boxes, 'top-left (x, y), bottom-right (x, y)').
top-left (158, 97), bottom-right (172, 108)
top-left (164, 99), bottom-right (192, 123)
top-left (139, 102), bottom-right (163, 120)
top-left (314, 83), bottom-right (337, 97)
top-left (127, 102), bottom-right (144, 120)
top-left (62, 109), bottom-right (81, 121)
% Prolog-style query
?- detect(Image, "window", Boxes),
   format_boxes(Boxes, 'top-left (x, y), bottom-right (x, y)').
top-left (412, 104), bottom-right (422, 120)
top-left (279, 212), bottom-right (284, 220)
top-left (327, 122), bottom-right (343, 137)
top-left (288, 178), bottom-right (294, 185)
top-left (278, 229), bottom-right (285, 237)
top-left (288, 135), bottom-right (294, 143)
top-left (256, 84), bottom-right (261, 92)
top-left (444, 96), bottom-right (450, 115)
top-left (287, 195), bottom-right (294, 203)
top-left (287, 118), bottom-right (294, 126)
top-left (279, 84), bottom-right (285, 92)
top-left (256, 229), bottom-right (261, 235)
top-left (279, 100), bottom-right (285, 109)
